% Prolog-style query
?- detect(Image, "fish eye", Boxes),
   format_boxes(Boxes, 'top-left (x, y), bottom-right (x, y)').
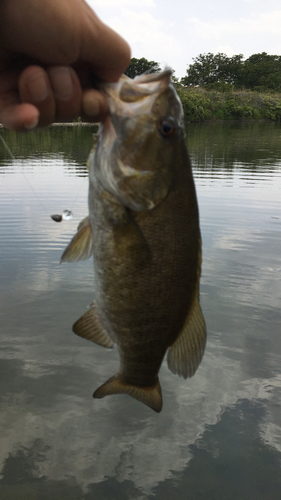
top-left (159, 117), bottom-right (176, 138)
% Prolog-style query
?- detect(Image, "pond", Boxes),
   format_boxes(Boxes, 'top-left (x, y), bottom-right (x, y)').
top-left (0, 122), bottom-right (280, 499)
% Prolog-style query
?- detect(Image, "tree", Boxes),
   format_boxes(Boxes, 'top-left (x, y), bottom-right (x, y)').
top-left (181, 51), bottom-right (281, 91)
top-left (124, 57), bottom-right (161, 79)
top-left (242, 52), bottom-right (281, 90)
top-left (181, 52), bottom-right (243, 87)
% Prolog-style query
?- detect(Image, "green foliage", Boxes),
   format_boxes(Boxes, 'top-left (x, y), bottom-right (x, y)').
top-left (242, 52), bottom-right (281, 91)
top-left (181, 52), bottom-right (243, 87)
top-left (177, 88), bottom-right (212, 121)
top-left (176, 84), bottom-right (281, 122)
top-left (181, 52), bottom-right (281, 92)
top-left (259, 95), bottom-right (281, 120)
top-left (205, 80), bottom-right (235, 93)
top-left (222, 99), bottom-right (254, 118)
top-left (124, 57), bottom-right (161, 78)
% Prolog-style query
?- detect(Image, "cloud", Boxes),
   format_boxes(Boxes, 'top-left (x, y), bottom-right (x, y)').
top-left (96, 8), bottom-right (183, 70)
top-left (216, 45), bottom-right (237, 57)
top-left (186, 10), bottom-right (281, 40)
top-left (180, 9), bottom-right (281, 69)
top-left (85, 1), bottom-right (281, 77)
top-left (86, 0), bottom-right (185, 73)
top-left (1, 346), bottom-right (281, 494)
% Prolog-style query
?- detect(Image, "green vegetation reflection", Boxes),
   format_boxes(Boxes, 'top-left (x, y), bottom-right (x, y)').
top-left (0, 125), bottom-right (97, 170)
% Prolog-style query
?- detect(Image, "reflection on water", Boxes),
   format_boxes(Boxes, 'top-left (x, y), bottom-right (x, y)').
top-left (0, 123), bottom-right (280, 499)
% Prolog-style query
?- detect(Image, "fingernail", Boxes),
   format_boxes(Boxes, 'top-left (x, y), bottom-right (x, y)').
top-left (25, 70), bottom-right (49, 102)
top-left (49, 66), bottom-right (74, 101)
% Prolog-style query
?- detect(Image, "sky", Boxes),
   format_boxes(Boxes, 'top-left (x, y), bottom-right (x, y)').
top-left (86, 0), bottom-right (281, 79)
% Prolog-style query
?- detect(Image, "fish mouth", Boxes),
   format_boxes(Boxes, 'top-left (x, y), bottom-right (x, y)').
top-left (119, 68), bottom-right (173, 103)
top-left (94, 68), bottom-right (180, 212)
top-left (96, 68), bottom-right (176, 163)
top-left (101, 68), bottom-right (174, 117)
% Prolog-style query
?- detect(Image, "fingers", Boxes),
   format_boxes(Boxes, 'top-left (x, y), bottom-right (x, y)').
top-left (19, 65), bottom-right (83, 127)
top-left (19, 66), bottom-right (56, 127)
top-left (0, 101), bottom-right (39, 132)
top-left (82, 88), bottom-right (108, 123)
top-left (47, 66), bottom-right (82, 122)
top-left (0, 68), bottom-right (40, 131)
top-left (0, 64), bottom-right (109, 130)
top-left (0, 1), bottom-right (131, 130)
top-left (1, 0), bottom-right (131, 83)
top-left (19, 65), bottom-right (109, 125)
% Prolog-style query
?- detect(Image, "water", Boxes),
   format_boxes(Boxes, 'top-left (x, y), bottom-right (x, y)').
top-left (0, 123), bottom-right (280, 499)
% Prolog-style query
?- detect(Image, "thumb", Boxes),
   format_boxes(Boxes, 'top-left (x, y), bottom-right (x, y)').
top-left (79, 6), bottom-right (131, 82)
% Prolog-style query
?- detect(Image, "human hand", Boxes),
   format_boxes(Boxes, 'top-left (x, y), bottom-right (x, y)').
top-left (0, 0), bottom-right (131, 131)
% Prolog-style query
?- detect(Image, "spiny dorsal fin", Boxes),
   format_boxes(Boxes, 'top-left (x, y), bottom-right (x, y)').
top-left (60, 216), bottom-right (93, 263)
top-left (167, 294), bottom-right (206, 379)
top-left (73, 303), bottom-right (115, 349)
top-left (93, 374), bottom-right (163, 412)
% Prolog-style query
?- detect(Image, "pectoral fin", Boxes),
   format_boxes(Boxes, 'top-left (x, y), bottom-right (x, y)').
top-left (73, 303), bottom-right (115, 349)
top-left (61, 216), bottom-right (93, 263)
top-left (93, 374), bottom-right (163, 413)
top-left (167, 294), bottom-right (206, 379)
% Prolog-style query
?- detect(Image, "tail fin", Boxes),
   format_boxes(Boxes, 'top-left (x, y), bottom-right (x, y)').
top-left (93, 374), bottom-right (163, 413)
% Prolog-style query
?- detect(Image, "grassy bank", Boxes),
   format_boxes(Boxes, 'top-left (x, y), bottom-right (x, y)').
top-left (175, 84), bottom-right (281, 122)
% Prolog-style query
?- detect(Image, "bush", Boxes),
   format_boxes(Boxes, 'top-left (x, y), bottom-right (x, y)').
top-left (176, 84), bottom-right (281, 121)
top-left (205, 81), bottom-right (235, 93)
top-left (260, 96), bottom-right (281, 120)
top-left (177, 89), bottom-right (212, 121)
top-left (222, 100), bottom-right (254, 118)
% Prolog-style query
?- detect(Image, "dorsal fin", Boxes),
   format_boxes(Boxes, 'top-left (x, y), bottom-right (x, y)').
top-left (60, 216), bottom-right (93, 263)
top-left (167, 293), bottom-right (206, 379)
top-left (73, 303), bottom-right (115, 349)
top-left (93, 374), bottom-right (163, 412)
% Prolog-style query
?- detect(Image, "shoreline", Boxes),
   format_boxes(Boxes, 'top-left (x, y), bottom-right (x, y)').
top-left (0, 119), bottom-right (275, 130)
top-left (0, 122), bottom-right (97, 129)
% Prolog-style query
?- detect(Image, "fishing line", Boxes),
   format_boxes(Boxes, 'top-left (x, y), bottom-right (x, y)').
top-left (57, 133), bottom-right (98, 221)
top-left (0, 132), bottom-right (74, 222)
top-left (0, 132), bottom-right (50, 214)
top-left (69, 171), bottom-right (88, 213)
top-left (0, 133), bottom-right (14, 159)
top-left (51, 158), bottom-right (90, 222)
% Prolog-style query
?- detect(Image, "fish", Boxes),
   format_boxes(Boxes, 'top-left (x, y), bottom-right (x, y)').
top-left (61, 69), bottom-right (206, 412)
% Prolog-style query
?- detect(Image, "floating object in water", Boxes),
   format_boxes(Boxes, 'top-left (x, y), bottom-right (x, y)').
top-left (62, 210), bottom-right (73, 220)
top-left (51, 214), bottom-right (63, 222)
top-left (1, 134), bottom-right (76, 222)
top-left (51, 210), bottom-right (73, 223)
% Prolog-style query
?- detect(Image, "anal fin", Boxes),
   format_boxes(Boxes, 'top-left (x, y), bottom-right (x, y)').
top-left (73, 303), bottom-right (115, 349)
top-left (93, 374), bottom-right (163, 413)
top-left (61, 216), bottom-right (93, 263)
top-left (167, 294), bottom-right (206, 379)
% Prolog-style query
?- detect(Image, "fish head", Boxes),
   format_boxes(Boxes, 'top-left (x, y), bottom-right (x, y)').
top-left (93, 69), bottom-right (186, 211)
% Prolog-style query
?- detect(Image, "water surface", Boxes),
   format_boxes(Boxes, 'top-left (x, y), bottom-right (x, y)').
top-left (0, 123), bottom-right (280, 499)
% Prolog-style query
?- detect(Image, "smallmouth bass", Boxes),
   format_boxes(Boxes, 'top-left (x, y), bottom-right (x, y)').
top-left (62, 69), bottom-right (206, 412)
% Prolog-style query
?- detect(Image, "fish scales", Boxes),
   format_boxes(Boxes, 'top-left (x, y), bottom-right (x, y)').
top-left (61, 69), bottom-right (206, 412)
